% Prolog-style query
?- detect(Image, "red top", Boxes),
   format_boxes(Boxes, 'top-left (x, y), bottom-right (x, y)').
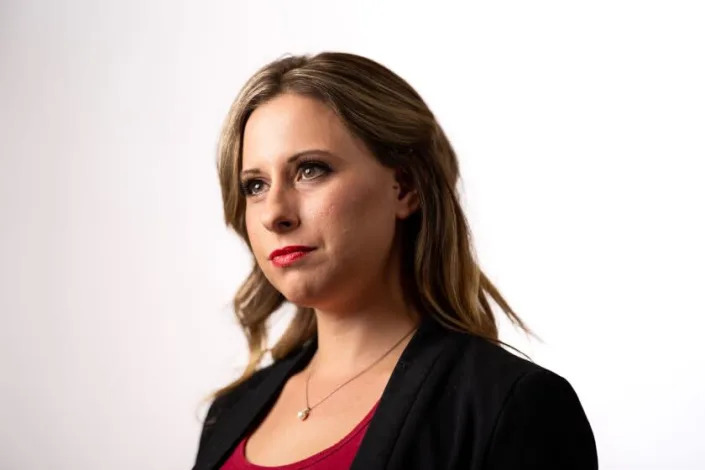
top-left (220, 399), bottom-right (380, 470)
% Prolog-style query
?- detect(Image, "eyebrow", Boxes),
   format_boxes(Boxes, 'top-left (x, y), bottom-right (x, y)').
top-left (240, 149), bottom-right (336, 179)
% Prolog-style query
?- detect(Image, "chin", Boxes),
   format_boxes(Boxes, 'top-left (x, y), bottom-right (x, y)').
top-left (275, 284), bottom-right (316, 306)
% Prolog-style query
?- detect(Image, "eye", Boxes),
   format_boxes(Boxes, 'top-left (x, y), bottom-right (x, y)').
top-left (297, 160), bottom-right (330, 181)
top-left (239, 161), bottom-right (331, 197)
top-left (240, 178), bottom-right (265, 196)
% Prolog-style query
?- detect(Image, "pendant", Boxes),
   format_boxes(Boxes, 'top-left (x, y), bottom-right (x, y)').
top-left (297, 407), bottom-right (311, 421)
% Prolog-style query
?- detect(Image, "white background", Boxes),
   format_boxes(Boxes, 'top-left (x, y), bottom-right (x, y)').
top-left (1, 1), bottom-right (704, 469)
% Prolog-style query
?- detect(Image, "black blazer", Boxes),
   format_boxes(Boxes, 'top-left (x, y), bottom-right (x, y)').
top-left (193, 315), bottom-right (598, 469)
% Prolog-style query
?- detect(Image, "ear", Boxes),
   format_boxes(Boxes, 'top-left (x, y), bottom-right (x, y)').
top-left (393, 168), bottom-right (421, 220)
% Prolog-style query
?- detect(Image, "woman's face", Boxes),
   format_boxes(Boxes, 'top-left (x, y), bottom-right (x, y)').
top-left (240, 93), bottom-right (417, 311)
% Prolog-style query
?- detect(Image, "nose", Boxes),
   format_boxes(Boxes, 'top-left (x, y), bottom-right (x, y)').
top-left (260, 180), bottom-right (300, 233)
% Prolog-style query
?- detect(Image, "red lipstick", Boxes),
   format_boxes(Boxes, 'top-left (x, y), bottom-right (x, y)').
top-left (269, 246), bottom-right (316, 267)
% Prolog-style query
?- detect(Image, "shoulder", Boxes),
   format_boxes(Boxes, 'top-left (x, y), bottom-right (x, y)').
top-left (443, 329), bottom-right (589, 420)
top-left (203, 365), bottom-right (269, 421)
top-left (483, 364), bottom-right (598, 467)
top-left (203, 341), bottom-right (308, 417)
top-left (196, 345), bottom-right (307, 457)
top-left (441, 329), bottom-right (554, 401)
top-left (196, 363), bottom-right (273, 456)
top-left (206, 340), bottom-right (311, 411)
top-left (437, 330), bottom-right (597, 468)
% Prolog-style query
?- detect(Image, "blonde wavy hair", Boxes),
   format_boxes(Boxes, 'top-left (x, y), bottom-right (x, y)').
top-left (208, 51), bottom-right (533, 404)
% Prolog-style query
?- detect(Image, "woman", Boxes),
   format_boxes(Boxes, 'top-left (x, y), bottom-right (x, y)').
top-left (193, 52), bottom-right (598, 470)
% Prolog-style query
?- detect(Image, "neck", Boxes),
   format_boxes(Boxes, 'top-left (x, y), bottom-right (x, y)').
top-left (308, 292), bottom-right (420, 381)
top-left (304, 231), bottom-right (420, 379)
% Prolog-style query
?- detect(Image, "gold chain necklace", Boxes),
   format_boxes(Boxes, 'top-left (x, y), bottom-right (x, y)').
top-left (297, 325), bottom-right (418, 421)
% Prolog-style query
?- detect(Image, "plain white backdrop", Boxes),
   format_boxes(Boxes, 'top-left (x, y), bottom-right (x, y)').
top-left (1, 1), bottom-right (703, 468)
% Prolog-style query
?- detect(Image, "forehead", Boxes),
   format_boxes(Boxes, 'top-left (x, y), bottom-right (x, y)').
top-left (242, 93), bottom-right (352, 165)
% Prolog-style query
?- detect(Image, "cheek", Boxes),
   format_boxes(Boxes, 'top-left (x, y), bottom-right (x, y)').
top-left (313, 188), bottom-right (360, 231)
top-left (313, 181), bottom-right (394, 247)
top-left (244, 210), bottom-right (263, 258)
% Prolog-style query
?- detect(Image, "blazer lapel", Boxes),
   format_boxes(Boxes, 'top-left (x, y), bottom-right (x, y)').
top-left (195, 314), bottom-right (449, 470)
top-left (195, 340), bottom-right (316, 470)
top-left (350, 315), bottom-right (448, 470)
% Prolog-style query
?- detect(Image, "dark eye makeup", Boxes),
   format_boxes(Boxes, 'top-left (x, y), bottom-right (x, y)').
top-left (239, 159), bottom-right (332, 197)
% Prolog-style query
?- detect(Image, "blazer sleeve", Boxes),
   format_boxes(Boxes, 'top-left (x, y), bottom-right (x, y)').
top-left (483, 369), bottom-right (598, 469)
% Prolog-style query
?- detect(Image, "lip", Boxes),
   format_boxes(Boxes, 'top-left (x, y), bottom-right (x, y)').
top-left (268, 246), bottom-right (316, 267)
top-left (268, 245), bottom-right (316, 260)
top-left (270, 250), bottom-right (314, 268)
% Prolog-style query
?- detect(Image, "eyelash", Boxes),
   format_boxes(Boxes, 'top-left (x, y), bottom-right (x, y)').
top-left (239, 160), bottom-right (332, 197)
